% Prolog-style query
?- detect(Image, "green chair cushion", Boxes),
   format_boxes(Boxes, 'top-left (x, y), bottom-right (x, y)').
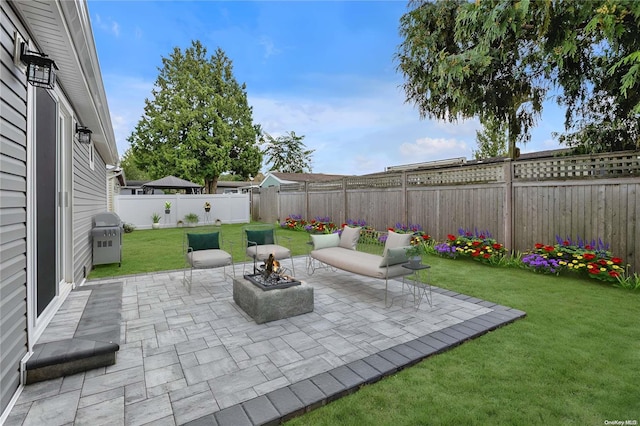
top-left (245, 229), bottom-right (274, 246)
top-left (187, 232), bottom-right (220, 251)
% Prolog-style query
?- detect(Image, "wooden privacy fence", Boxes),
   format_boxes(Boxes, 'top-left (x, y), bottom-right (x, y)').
top-left (262, 150), bottom-right (640, 273)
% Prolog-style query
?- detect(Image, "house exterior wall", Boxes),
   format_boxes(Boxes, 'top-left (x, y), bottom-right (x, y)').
top-left (73, 142), bottom-right (107, 283)
top-left (0, 2), bottom-right (30, 416)
top-left (0, 1), bottom-right (118, 420)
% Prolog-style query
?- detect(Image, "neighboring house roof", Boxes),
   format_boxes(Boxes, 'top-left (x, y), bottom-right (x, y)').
top-left (142, 175), bottom-right (203, 190)
top-left (262, 172), bottom-right (347, 186)
top-left (11, 0), bottom-right (118, 164)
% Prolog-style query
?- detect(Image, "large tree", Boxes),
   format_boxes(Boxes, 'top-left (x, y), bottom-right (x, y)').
top-left (128, 41), bottom-right (262, 193)
top-left (397, 0), bottom-right (640, 157)
top-left (262, 131), bottom-right (315, 173)
top-left (473, 116), bottom-right (508, 160)
top-left (120, 147), bottom-right (150, 181)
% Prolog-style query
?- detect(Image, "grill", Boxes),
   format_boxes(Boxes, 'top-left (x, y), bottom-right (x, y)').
top-left (92, 212), bottom-right (122, 267)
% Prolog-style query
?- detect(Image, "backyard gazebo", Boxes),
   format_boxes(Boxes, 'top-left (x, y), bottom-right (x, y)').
top-left (141, 175), bottom-right (203, 194)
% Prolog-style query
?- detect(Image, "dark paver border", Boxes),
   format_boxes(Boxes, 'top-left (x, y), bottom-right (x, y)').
top-left (185, 287), bottom-right (526, 426)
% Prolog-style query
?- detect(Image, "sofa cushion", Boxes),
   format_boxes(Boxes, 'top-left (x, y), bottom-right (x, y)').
top-left (187, 232), bottom-right (220, 251)
top-left (339, 226), bottom-right (361, 250)
top-left (311, 233), bottom-right (340, 250)
top-left (379, 246), bottom-right (410, 267)
top-left (383, 231), bottom-right (412, 256)
top-left (311, 247), bottom-right (411, 280)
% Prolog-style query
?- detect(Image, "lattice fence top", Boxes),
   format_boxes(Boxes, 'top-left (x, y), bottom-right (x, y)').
top-left (280, 183), bottom-right (306, 192)
top-left (514, 151), bottom-right (640, 180)
top-left (407, 164), bottom-right (504, 186)
top-left (274, 151), bottom-right (640, 192)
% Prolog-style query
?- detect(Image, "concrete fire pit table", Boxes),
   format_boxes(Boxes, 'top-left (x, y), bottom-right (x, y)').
top-left (233, 276), bottom-right (314, 324)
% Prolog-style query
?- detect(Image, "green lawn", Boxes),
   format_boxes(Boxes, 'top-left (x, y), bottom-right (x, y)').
top-left (90, 225), bottom-right (640, 424)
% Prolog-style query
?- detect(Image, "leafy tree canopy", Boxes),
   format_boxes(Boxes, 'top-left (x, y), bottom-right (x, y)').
top-left (262, 131), bottom-right (315, 173)
top-left (120, 147), bottom-right (150, 181)
top-left (128, 40), bottom-right (262, 193)
top-left (397, 0), bottom-right (640, 157)
top-left (473, 116), bottom-right (508, 160)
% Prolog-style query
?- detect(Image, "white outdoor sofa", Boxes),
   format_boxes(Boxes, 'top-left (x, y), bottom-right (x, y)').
top-left (307, 227), bottom-right (414, 305)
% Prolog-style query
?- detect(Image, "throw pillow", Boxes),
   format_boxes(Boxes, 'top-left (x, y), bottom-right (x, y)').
top-left (245, 229), bottom-right (274, 246)
top-left (383, 230), bottom-right (412, 256)
top-left (311, 233), bottom-right (340, 250)
top-left (187, 232), bottom-right (220, 251)
top-left (379, 246), bottom-right (410, 267)
top-left (339, 226), bottom-right (361, 250)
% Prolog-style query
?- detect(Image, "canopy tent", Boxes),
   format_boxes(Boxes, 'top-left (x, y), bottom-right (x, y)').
top-left (141, 175), bottom-right (203, 194)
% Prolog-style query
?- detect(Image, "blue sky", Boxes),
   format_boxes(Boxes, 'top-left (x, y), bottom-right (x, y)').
top-left (88, 0), bottom-right (566, 176)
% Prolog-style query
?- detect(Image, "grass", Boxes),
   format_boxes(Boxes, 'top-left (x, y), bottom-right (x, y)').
top-left (89, 226), bottom-right (640, 424)
top-left (89, 223), bottom-right (312, 279)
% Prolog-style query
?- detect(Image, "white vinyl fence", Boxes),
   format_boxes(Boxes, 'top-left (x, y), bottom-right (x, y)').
top-left (115, 193), bottom-right (250, 229)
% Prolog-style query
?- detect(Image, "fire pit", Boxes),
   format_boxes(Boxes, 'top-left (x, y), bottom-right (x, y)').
top-left (233, 254), bottom-right (313, 324)
top-left (244, 254), bottom-right (301, 291)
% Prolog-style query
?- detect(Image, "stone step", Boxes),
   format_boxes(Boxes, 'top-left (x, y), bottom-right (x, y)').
top-left (25, 282), bottom-right (122, 384)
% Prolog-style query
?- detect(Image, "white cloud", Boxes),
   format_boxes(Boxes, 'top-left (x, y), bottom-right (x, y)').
top-left (258, 36), bottom-right (281, 59)
top-left (93, 14), bottom-right (120, 37)
top-left (399, 137), bottom-right (470, 161)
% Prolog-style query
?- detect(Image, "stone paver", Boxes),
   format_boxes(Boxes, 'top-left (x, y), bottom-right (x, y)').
top-left (5, 257), bottom-right (525, 425)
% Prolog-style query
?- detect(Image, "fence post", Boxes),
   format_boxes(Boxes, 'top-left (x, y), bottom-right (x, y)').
top-left (342, 177), bottom-right (347, 225)
top-left (503, 159), bottom-right (514, 252)
top-left (402, 170), bottom-right (408, 226)
top-left (305, 181), bottom-right (310, 221)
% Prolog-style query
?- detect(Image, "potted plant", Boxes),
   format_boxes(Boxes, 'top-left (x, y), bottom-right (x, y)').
top-left (405, 235), bottom-right (427, 265)
top-left (204, 201), bottom-right (211, 212)
top-left (164, 201), bottom-right (171, 214)
top-left (177, 219), bottom-right (184, 228)
top-left (151, 213), bottom-right (161, 229)
top-left (184, 213), bottom-right (199, 227)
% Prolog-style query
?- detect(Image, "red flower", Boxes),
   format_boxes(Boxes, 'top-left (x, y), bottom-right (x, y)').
top-left (311, 219), bottom-right (316, 223)
top-left (471, 250), bottom-right (481, 257)
top-left (535, 243), bottom-right (544, 249)
top-left (492, 243), bottom-right (502, 250)
top-left (388, 227), bottom-right (394, 231)
top-left (465, 232), bottom-right (472, 236)
top-left (583, 253), bottom-right (596, 260)
top-left (341, 223), bottom-right (348, 228)
top-left (608, 271), bottom-right (620, 278)
top-left (423, 235), bottom-right (430, 240)
top-left (483, 253), bottom-right (491, 259)
top-left (544, 245), bottom-right (555, 252)
top-left (472, 241), bottom-right (481, 246)
top-left (478, 234), bottom-right (485, 239)
top-left (588, 264), bottom-right (601, 274)
top-left (562, 240), bottom-right (570, 246)
top-left (611, 257), bottom-right (623, 264)
top-left (599, 259), bottom-right (608, 266)
top-left (447, 234), bottom-right (456, 241)
top-left (585, 244), bottom-right (593, 250)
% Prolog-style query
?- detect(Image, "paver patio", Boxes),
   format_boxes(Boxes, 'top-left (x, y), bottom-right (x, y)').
top-left (5, 256), bottom-right (525, 425)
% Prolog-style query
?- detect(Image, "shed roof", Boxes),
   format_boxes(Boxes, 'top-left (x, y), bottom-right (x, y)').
top-left (142, 175), bottom-right (203, 190)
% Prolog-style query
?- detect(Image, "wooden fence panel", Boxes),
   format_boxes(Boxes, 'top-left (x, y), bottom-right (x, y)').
top-left (512, 180), bottom-right (640, 274)
top-left (261, 151), bottom-right (640, 272)
top-left (278, 191), bottom-right (306, 222)
top-left (308, 192), bottom-right (343, 223)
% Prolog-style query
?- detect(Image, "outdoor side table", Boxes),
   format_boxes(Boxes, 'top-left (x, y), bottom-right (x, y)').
top-left (400, 263), bottom-right (432, 309)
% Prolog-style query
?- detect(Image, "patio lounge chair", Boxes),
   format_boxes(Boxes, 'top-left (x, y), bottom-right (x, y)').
top-left (242, 224), bottom-right (295, 276)
top-left (183, 226), bottom-right (233, 293)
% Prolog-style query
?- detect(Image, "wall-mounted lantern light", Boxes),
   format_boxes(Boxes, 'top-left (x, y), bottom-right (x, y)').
top-left (76, 124), bottom-right (92, 144)
top-left (20, 42), bottom-right (58, 89)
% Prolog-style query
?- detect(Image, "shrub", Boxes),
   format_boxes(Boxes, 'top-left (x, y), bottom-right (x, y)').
top-left (434, 228), bottom-right (506, 264)
top-left (123, 223), bottom-right (136, 233)
top-left (524, 236), bottom-right (625, 282)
